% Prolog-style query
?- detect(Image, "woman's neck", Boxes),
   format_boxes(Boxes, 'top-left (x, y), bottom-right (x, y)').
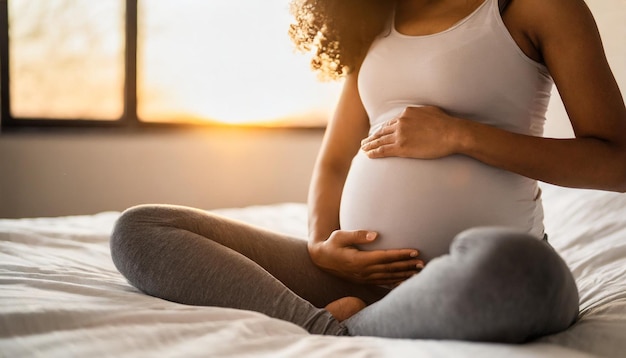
top-left (394, 0), bottom-right (486, 37)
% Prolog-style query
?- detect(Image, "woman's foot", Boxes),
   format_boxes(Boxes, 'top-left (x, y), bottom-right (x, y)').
top-left (325, 296), bottom-right (367, 322)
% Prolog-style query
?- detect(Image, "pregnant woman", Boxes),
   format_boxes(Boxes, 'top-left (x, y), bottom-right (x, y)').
top-left (110, 0), bottom-right (626, 342)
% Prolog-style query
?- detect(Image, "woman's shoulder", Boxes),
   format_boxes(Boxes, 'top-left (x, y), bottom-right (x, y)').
top-left (502, 0), bottom-right (598, 63)
top-left (507, 0), bottom-right (596, 34)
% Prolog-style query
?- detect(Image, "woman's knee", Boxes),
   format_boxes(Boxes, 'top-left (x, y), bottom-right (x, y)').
top-left (450, 227), bottom-right (574, 288)
top-left (449, 227), bottom-right (579, 339)
top-left (111, 204), bottom-right (204, 246)
top-left (110, 204), bottom-right (222, 272)
top-left (110, 205), bottom-right (176, 277)
top-left (112, 204), bottom-right (163, 244)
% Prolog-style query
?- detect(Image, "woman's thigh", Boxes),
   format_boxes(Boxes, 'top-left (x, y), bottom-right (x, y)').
top-left (112, 204), bottom-right (388, 307)
top-left (345, 227), bottom-right (579, 342)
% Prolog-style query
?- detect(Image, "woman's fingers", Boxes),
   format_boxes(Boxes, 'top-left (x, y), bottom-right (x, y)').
top-left (358, 255), bottom-right (423, 278)
top-left (367, 259), bottom-right (425, 273)
top-left (330, 230), bottom-right (379, 248)
top-left (353, 249), bottom-right (424, 283)
top-left (354, 268), bottom-right (420, 285)
top-left (360, 106), bottom-right (460, 160)
top-left (322, 230), bottom-right (425, 284)
top-left (360, 123), bottom-right (401, 157)
top-left (361, 119), bottom-right (397, 145)
top-left (331, 231), bottom-right (419, 259)
top-left (361, 136), bottom-right (394, 153)
top-left (357, 247), bottom-right (421, 264)
top-left (361, 128), bottom-right (395, 148)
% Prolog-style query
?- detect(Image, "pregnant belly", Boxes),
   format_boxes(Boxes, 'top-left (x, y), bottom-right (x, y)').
top-left (339, 151), bottom-right (541, 262)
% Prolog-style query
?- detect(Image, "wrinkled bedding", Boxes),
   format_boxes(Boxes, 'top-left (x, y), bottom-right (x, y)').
top-left (1, 183), bottom-right (625, 357)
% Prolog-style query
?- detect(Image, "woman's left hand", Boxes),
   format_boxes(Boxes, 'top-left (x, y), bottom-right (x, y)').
top-left (360, 106), bottom-right (461, 159)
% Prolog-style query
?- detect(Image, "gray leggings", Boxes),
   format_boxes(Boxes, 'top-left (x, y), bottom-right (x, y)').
top-left (110, 204), bottom-right (579, 342)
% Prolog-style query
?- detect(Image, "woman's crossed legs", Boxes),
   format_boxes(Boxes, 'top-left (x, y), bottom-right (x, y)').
top-left (110, 204), bottom-right (388, 335)
top-left (110, 204), bottom-right (579, 342)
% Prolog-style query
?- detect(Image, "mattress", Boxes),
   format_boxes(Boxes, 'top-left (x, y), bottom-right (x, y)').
top-left (1, 183), bottom-right (625, 357)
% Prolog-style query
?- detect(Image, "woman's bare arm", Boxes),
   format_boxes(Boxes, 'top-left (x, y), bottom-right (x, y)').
top-left (460, 0), bottom-right (626, 191)
top-left (308, 73), bottom-right (423, 285)
top-left (361, 0), bottom-right (626, 192)
top-left (307, 73), bottom-right (368, 247)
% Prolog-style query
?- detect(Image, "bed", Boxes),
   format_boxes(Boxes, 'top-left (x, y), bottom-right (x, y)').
top-left (0, 183), bottom-right (625, 357)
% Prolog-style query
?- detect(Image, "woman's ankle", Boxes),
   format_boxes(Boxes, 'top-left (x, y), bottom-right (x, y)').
top-left (325, 296), bottom-right (367, 322)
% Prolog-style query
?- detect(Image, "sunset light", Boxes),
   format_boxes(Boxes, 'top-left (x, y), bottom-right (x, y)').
top-left (138, 0), bottom-right (342, 126)
top-left (9, 0), bottom-right (125, 120)
top-left (9, 0), bottom-right (342, 126)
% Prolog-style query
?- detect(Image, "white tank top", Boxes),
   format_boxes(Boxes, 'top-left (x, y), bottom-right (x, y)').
top-left (339, 0), bottom-right (552, 261)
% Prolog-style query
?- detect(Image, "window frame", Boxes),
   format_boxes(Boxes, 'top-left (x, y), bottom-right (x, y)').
top-left (0, 0), bottom-right (325, 132)
top-left (0, 0), bottom-right (139, 131)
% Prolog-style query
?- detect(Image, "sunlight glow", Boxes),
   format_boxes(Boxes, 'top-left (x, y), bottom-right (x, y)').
top-left (138, 0), bottom-right (342, 126)
top-left (9, 0), bottom-right (125, 120)
top-left (9, 0), bottom-right (341, 126)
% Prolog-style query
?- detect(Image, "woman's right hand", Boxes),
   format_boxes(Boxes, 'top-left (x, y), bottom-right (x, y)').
top-left (308, 230), bottom-right (424, 286)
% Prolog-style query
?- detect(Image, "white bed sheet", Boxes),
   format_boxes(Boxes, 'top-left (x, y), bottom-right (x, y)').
top-left (1, 183), bottom-right (625, 357)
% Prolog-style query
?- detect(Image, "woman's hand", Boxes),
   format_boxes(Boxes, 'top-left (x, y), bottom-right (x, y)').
top-left (360, 106), bottom-right (461, 159)
top-left (308, 230), bottom-right (424, 286)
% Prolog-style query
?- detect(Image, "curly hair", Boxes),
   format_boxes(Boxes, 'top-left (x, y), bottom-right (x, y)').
top-left (288, 0), bottom-right (395, 81)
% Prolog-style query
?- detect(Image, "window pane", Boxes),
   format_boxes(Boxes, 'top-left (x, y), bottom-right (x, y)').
top-left (9, 0), bottom-right (125, 120)
top-left (138, 0), bottom-right (341, 127)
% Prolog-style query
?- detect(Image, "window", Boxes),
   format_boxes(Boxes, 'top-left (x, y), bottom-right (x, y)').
top-left (0, 0), bottom-right (341, 129)
top-left (7, 0), bottom-right (125, 121)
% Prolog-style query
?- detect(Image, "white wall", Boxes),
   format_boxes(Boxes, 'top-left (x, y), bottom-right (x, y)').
top-left (0, 0), bottom-right (623, 218)
top-left (0, 129), bottom-right (323, 218)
